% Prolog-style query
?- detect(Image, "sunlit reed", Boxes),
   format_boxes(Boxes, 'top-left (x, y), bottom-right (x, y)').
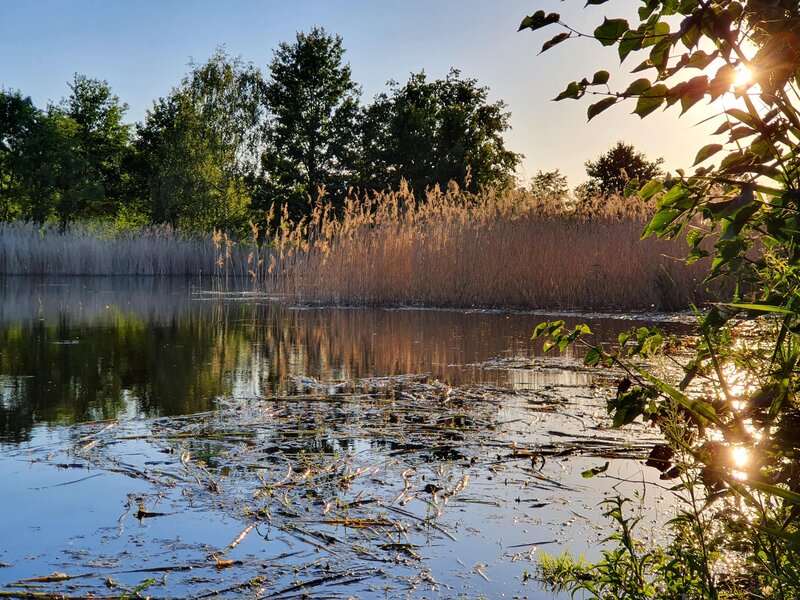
top-left (258, 183), bottom-right (719, 311)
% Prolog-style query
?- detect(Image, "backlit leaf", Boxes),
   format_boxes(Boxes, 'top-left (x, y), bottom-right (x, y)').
top-left (591, 70), bottom-right (610, 85)
top-left (642, 21), bottom-right (670, 48)
top-left (692, 143), bottom-right (723, 166)
top-left (639, 179), bottom-right (664, 201)
top-left (518, 11), bottom-right (561, 32)
top-left (634, 84), bottom-right (667, 117)
top-left (619, 30), bottom-right (643, 61)
top-left (594, 18), bottom-right (629, 46)
top-left (686, 49), bottom-right (718, 69)
top-left (553, 81), bottom-right (584, 101)
top-left (587, 97), bottom-right (617, 121)
top-left (624, 78), bottom-right (652, 96)
top-left (540, 32), bottom-right (571, 53)
top-left (584, 346), bottom-right (603, 366)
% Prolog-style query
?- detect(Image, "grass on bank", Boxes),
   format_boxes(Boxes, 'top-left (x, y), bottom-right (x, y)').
top-left (0, 184), bottom-right (719, 310)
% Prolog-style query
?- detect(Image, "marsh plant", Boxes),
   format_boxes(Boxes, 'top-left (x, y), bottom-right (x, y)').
top-left (251, 182), bottom-right (715, 310)
top-left (525, 0), bottom-right (800, 596)
top-left (0, 182), bottom-right (715, 309)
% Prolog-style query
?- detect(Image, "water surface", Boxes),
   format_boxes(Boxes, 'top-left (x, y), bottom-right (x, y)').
top-left (0, 277), bottom-right (686, 598)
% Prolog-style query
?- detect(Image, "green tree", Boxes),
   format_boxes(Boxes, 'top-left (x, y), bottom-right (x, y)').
top-left (259, 27), bottom-right (361, 216)
top-left (584, 141), bottom-right (663, 196)
top-left (361, 69), bottom-right (521, 195)
top-left (523, 1), bottom-right (800, 597)
top-left (0, 90), bottom-right (38, 221)
top-left (54, 74), bottom-right (132, 225)
top-left (137, 49), bottom-right (263, 231)
top-left (2, 77), bottom-right (133, 226)
top-left (530, 169), bottom-right (569, 199)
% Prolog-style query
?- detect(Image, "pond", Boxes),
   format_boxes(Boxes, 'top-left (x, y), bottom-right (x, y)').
top-left (0, 277), bottom-right (692, 598)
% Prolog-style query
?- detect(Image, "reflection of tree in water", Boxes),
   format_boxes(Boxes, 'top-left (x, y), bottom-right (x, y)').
top-left (0, 277), bottom-right (686, 444)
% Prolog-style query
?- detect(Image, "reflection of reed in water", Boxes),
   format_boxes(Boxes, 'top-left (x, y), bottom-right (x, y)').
top-left (0, 278), bottom-right (684, 444)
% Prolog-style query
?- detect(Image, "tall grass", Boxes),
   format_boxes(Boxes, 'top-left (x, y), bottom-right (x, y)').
top-left (0, 221), bottom-right (251, 277)
top-left (0, 185), bottom-right (720, 311)
top-left (261, 183), bottom-right (718, 311)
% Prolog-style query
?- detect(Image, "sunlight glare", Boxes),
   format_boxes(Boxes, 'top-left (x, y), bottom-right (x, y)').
top-left (731, 446), bottom-right (750, 480)
top-left (734, 66), bottom-right (753, 88)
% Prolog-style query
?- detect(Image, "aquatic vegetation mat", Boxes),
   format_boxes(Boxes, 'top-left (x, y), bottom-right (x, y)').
top-left (1, 371), bottom-right (665, 598)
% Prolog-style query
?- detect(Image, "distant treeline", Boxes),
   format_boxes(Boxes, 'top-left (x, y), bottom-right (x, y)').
top-left (0, 28), bottom-right (520, 233)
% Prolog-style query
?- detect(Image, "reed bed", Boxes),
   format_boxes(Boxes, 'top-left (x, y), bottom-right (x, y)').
top-left (0, 221), bottom-right (252, 277)
top-left (262, 183), bottom-right (716, 311)
top-left (0, 184), bottom-right (718, 310)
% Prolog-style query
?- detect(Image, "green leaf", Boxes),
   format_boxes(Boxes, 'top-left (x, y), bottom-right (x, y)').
top-left (532, 322), bottom-right (550, 339)
top-left (634, 84), bottom-right (667, 117)
top-left (692, 143), bottom-right (723, 166)
top-left (587, 97), bottom-right (617, 121)
top-left (624, 178), bottom-right (640, 197)
top-left (553, 81), bottom-right (584, 101)
top-left (756, 524), bottom-right (800, 545)
top-left (594, 18), bottom-right (629, 46)
top-left (642, 21), bottom-right (670, 48)
top-left (648, 37), bottom-right (672, 73)
top-left (725, 108), bottom-right (758, 127)
top-left (721, 303), bottom-right (796, 315)
top-left (638, 179), bottom-right (663, 201)
top-left (582, 462), bottom-right (610, 478)
top-left (519, 10), bottom-right (561, 32)
top-left (624, 78), bottom-right (652, 96)
top-left (679, 75), bottom-right (708, 114)
top-left (686, 49), bottom-right (718, 69)
top-left (643, 208), bottom-right (682, 238)
top-left (746, 479), bottom-right (800, 505)
top-left (540, 32), bottom-right (571, 54)
top-left (591, 70), bottom-right (610, 85)
top-left (635, 367), bottom-right (725, 429)
top-left (609, 389), bottom-right (647, 427)
top-left (618, 30), bottom-right (643, 61)
top-left (584, 346), bottom-right (603, 366)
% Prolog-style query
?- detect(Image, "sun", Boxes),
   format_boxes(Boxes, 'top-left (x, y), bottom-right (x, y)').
top-left (734, 66), bottom-right (754, 88)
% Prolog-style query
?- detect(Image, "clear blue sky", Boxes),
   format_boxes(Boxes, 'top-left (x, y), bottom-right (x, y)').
top-left (1, 0), bottom-right (715, 186)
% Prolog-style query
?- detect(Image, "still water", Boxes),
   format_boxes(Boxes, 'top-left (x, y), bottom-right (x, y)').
top-left (0, 277), bottom-right (688, 598)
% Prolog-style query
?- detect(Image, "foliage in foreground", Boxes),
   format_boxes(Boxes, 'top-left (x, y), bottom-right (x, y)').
top-left (524, 0), bottom-right (800, 597)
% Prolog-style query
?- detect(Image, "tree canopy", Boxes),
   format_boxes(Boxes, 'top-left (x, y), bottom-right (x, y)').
top-left (584, 141), bottom-right (663, 196)
top-left (0, 76), bottom-right (131, 225)
top-left (136, 50), bottom-right (263, 231)
top-left (1, 31), bottom-right (525, 231)
top-left (259, 27), bottom-right (361, 215)
top-left (361, 69), bottom-right (521, 195)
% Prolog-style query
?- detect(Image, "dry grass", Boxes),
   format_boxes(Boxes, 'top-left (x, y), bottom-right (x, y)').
top-left (261, 183), bottom-right (717, 311)
top-left (0, 221), bottom-right (251, 277)
top-left (0, 184), bottom-right (719, 311)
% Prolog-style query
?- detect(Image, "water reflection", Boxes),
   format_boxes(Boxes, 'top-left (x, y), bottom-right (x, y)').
top-left (0, 277), bottom-right (688, 444)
